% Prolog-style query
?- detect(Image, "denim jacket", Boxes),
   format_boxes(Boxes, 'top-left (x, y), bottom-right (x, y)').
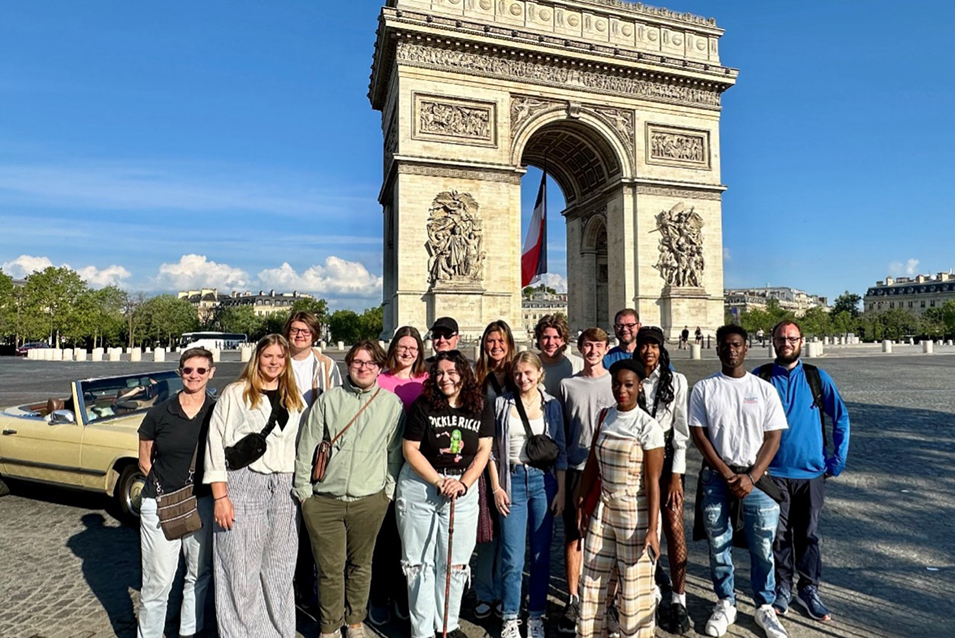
top-left (493, 390), bottom-right (568, 498)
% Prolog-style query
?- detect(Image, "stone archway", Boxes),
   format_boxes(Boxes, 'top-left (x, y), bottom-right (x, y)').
top-left (370, 0), bottom-right (737, 340)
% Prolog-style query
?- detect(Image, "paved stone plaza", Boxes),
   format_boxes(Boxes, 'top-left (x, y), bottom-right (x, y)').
top-left (1, 353), bottom-right (952, 638)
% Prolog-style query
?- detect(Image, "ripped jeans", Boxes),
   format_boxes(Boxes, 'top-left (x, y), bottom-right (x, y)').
top-left (700, 468), bottom-right (780, 607)
top-left (396, 464), bottom-right (479, 638)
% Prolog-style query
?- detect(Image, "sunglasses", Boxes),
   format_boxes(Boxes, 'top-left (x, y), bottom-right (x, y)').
top-left (435, 349), bottom-right (466, 362)
top-left (181, 367), bottom-right (209, 376)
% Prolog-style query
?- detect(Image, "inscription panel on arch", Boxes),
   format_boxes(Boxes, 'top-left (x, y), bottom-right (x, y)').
top-left (413, 93), bottom-right (498, 147)
top-left (645, 123), bottom-right (711, 170)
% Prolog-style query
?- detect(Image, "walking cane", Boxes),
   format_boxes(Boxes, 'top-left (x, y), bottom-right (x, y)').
top-left (443, 494), bottom-right (457, 638)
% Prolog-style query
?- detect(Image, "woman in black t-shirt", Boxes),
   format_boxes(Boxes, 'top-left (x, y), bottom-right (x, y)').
top-left (396, 350), bottom-right (494, 638)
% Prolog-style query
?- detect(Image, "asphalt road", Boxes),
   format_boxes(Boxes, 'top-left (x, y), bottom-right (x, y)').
top-left (1, 353), bottom-right (953, 638)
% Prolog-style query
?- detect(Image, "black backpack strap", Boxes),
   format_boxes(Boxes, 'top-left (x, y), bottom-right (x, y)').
top-left (756, 363), bottom-right (773, 382)
top-left (801, 364), bottom-right (828, 448)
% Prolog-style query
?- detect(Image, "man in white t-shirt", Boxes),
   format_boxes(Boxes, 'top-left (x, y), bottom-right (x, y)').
top-left (689, 325), bottom-right (789, 638)
top-left (535, 314), bottom-right (583, 398)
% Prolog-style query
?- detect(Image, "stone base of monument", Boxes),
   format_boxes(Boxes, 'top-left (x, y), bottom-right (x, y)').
top-left (659, 286), bottom-right (710, 342)
top-left (428, 282), bottom-right (489, 340)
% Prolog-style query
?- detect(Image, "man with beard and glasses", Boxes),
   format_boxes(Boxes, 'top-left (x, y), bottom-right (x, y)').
top-left (603, 309), bottom-right (642, 368)
top-left (689, 325), bottom-right (789, 638)
top-left (755, 321), bottom-right (850, 622)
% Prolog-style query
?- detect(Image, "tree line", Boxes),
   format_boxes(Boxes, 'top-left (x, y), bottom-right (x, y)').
top-left (0, 266), bottom-right (384, 349)
top-left (730, 291), bottom-right (955, 342)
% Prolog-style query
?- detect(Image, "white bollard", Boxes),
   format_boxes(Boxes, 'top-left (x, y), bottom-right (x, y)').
top-left (50, 348), bottom-right (62, 361)
top-left (319, 340), bottom-right (327, 349)
top-left (882, 340), bottom-right (893, 354)
top-left (108, 348), bottom-right (121, 362)
top-left (211, 348), bottom-right (221, 363)
top-left (947, 340), bottom-right (954, 347)
top-left (424, 339), bottom-right (433, 355)
top-left (130, 348), bottom-right (142, 362)
top-left (922, 340), bottom-right (934, 354)
top-left (805, 342), bottom-right (824, 358)
top-left (91, 348), bottom-right (104, 362)
top-left (908, 337), bottom-right (915, 346)
top-left (337, 341), bottom-right (345, 351)
top-left (767, 345), bottom-right (776, 359)
top-left (378, 340), bottom-right (386, 349)
top-left (154, 347), bottom-right (166, 362)
top-left (473, 345), bottom-right (482, 361)
top-left (43, 348), bottom-right (54, 361)
top-left (518, 344), bottom-right (528, 352)
top-left (240, 346), bottom-right (252, 362)
top-left (691, 344), bottom-right (701, 360)
top-left (75, 348), bottom-right (87, 362)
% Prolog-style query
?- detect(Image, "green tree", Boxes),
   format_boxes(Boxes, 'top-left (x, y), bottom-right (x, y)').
top-left (329, 309), bottom-right (361, 345)
top-left (290, 297), bottom-right (329, 324)
top-left (936, 300), bottom-right (955, 337)
top-left (919, 308), bottom-right (945, 338)
top-left (123, 291), bottom-right (147, 348)
top-left (0, 270), bottom-right (15, 341)
top-left (22, 266), bottom-right (87, 345)
top-left (214, 305), bottom-right (266, 341)
top-left (832, 291), bottom-right (862, 318)
top-left (358, 305), bottom-right (384, 340)
top-left (264, 310), bottom-right (291, 337)
top-left (138, 295), bottom-right (200, 347)
top-left (831, 310), bottom-right (854, 336)
top-left (799, 306), bottom-right (832, 338)
top-left (881, 307), bottom-right (918, 341)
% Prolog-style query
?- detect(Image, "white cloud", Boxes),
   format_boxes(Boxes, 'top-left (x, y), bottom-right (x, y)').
top-left (531, 272), bottom-right (568, 293)
top-left (723, 247), bottom-right (732, 262)
top-left (888, 258), bottom-right (920, 276)
top-left (257, 257), bottom-right (383, 298)
top-left (1, 254), bottom-right (130, 288)
top-left (155, 254), bottom-right (250, 291)
top-left (1, 254), bottom-right (54, 278)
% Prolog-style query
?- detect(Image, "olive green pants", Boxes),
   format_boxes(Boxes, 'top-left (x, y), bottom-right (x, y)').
top-left (302, 491), bottom-right (390, 632)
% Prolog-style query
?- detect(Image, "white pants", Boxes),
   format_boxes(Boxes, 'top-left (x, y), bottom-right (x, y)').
top-left (138, 495), bottom-right (214, 638)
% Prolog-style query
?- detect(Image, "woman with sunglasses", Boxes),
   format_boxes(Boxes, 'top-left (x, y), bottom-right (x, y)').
top-left (471, 320), bottom-right (517, 618)
top-left (368, 327), bottom-right (429, 625)
top-left (203, 334), bottom-right (305, 638)
top-left (137, 348), bottom-right (216, 638)
top-left (293, 340), bottom-right (405, 638)
top-left (396, 349), bottom-right (494, 638)
top-left (488, 351), bottom-right (567, 638)
top-left (635, 327), bottom-right (691, 634)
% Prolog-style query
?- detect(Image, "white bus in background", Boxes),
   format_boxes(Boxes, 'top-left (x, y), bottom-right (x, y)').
top-left (180, 332), bottom-right (248, 351)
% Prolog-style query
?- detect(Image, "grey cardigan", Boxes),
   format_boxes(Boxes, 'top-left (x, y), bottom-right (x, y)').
top-left (493, 390), bottom-right (568, 497)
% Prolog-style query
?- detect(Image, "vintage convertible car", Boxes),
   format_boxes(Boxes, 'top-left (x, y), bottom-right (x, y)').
top-left (0, 370), bottom-right (183, 519)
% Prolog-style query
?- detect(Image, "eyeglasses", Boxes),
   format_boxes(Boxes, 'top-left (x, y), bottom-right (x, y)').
top-left (350, 359), bottom-right (380, 370)
top-left (615, 322), bottom-right (638, 330)
top-left (181, 367), bottom-right (209, 375)
top-left (773, 336), bottom-right (802, 345)
top-left (396, 346), bottom-right (419, 354)
top-left (432, 332), bottom-right (457, 341)
top-left (289, 328), bottom-right (312, 336)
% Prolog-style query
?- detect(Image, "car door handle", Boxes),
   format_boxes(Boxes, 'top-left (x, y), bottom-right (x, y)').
top-left (2, 429), bottom-right (16, 435)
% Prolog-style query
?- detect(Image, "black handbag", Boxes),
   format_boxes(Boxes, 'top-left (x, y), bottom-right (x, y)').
top-left (224, 399), bottom-right (288, 471)
top-left (513, 393), bottom-right (559, 471)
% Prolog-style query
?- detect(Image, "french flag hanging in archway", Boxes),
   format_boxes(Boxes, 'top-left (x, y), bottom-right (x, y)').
top-left (521, 172), bottom-right (547, 287)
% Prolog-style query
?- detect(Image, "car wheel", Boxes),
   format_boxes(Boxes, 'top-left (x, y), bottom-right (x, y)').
top-left (116, 464), bottom-right (145, 519)
top-left (0, 476), bottom-right (9, 497)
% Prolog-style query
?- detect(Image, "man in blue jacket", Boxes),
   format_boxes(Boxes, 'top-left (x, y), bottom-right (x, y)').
top-left (757, 320), bottom-right (850, 622)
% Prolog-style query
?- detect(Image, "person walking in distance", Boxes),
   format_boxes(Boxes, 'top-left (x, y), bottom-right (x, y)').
top-left (368, 326), bottom-right (429, 625)
top-left (680, 326), bottom-right (690, 350)
top-left (534, 314), bottom-right (583, 398)
top-left (285, 311), bottom-right (342, 612)
top-left (396, 350), bottom-right (494, 638)
top-left (603, 309), bottom-right (642, 367)
top-left (293, 341), bottom-right (405, 638)
top-left (634, 327), bottom-right (690, 634)
top-left (137, 348), bottom-right (216, 638)
top-left (556, 328), bottom-right (615, 634)
top-left (204, 335), bottom-right (306, 638)
top-left (757, 320), bottom-right (850, 621)
top-left (689, 325), bottom-right (790, 638)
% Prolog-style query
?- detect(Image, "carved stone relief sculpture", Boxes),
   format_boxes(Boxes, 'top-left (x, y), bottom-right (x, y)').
top-left (426, 191), bottom-right (486, 285)
top-left (652, 202), bottom-right (704, 288)
top-left (419, 99), bottom-right (491, 140)
top-left (646, 124), bottom-right (710, 168)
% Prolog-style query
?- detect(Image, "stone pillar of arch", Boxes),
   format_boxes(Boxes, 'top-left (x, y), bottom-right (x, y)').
top-left (370, 0), bottom-right (737, 341)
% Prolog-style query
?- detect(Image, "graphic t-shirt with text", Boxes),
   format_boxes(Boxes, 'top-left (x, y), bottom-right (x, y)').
top-left (404, 397), bottom-right (495, 470)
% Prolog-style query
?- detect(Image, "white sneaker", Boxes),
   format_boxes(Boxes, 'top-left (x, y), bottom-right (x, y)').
top-left (527, 617), bottom-right (545, 638)
top-left (755, 604), bottom-right (788, 638)
top-left (705, 599), bottom-right (737, 637)
top-left (501, 618), bottom-right (522, 638)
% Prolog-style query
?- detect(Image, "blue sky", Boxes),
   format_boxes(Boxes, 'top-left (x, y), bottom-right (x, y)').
top-left (1, 1), bottom-right (953, 309)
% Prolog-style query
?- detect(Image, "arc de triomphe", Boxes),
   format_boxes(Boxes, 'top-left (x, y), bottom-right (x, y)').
top-left (369, 0), bottom-right (737, 340)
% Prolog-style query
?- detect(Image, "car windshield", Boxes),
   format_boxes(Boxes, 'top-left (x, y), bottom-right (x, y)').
top-left (79, 371), bottom-right (183, 424)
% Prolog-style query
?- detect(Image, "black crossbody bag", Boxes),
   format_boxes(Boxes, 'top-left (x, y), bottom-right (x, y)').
top-left (224, 399), bottom-right (288, 471)
top-left (513, 393), bottom-right (559, 471)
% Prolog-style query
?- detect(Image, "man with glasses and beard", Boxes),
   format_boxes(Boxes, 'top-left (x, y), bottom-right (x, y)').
top-left (603, 309), bottom-right (642, 368)
top-left (426, 317), bottom-right (462, 364)
top-left (756, 321), bottom-right (850, 622)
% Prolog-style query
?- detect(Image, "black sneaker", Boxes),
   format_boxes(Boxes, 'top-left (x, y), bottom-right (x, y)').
top-left (558, 598), bottom-right (579, 634)
top-left (446, 629), bottom-right (469, 638)
top-left (606, 602), bottom-right (621, 638)
top-left (671, 602), bottom-right (690, 634)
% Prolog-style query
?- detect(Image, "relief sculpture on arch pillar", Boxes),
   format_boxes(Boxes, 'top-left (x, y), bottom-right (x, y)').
top-left (510, 94), bottom-right (564, 145)
top-left (652, 202), bottom-right (705, 289)
top-left (426, 191), bottom-right (486, 287)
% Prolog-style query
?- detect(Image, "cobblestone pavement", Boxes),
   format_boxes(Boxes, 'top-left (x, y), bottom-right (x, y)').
top-left (1, 354), bottom-right (953, 638)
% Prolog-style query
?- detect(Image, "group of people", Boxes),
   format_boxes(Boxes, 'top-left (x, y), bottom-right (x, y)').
top-left (135, 307), bottom-right (849, 638)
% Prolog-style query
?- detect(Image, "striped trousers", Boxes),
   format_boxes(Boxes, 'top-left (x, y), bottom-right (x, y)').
top-left (214, 469), bottom-right (298, 638)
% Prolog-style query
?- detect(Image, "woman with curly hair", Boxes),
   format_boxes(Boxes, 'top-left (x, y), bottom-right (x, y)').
top-left (396, 350), bottom-right (494, 638)
top-left (635, 327), bottom-right (690, 634)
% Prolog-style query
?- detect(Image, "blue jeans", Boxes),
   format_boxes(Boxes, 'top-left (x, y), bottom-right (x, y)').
top-left (700, 468), bottom-right (779, 607)
top-left (474, 538), bottom-right (501, 603)
top-left (499, 465), bottom-right (556, 620)
top-left (138, 495), bottom-right (214, 638)
top-left (396, 465), bottom-right (479, 638)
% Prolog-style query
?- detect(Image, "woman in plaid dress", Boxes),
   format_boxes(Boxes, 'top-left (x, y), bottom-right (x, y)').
top-left (575, 359), bottom-right (665, 638)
